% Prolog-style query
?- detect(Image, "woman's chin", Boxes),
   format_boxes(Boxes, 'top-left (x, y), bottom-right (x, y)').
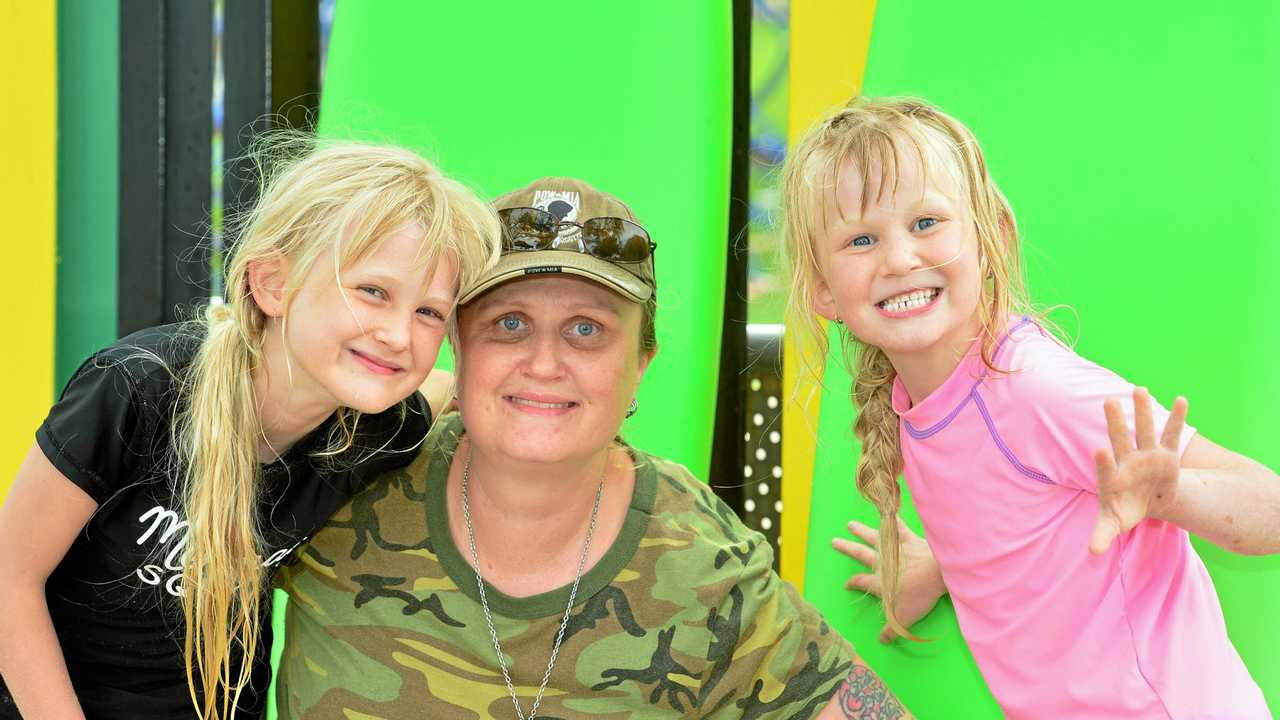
top-left (485, 432), bottom-right (608, 467)
top-left (493, 444), bottom-right (577, 466)
top-left (465, 407), bottom-right (623, 465)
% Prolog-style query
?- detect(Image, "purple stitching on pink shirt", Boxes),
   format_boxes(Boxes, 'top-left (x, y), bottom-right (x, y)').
top-left (902, 317), bottom-right (1052, 484)
top-left (903, 317), bottom-right (1035, 439)
top-left (971, 390), bottom-right (1053, 484)
top-left (903, 392), bottom-right (975, 439)
top-left (979, 316), bottom-right (1035, 379)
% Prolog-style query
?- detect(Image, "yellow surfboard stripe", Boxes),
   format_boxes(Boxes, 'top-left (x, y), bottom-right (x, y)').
top-left (780, 0), bottom-right (878, 590)
top-left (0, 0), bottom-right (57, 497)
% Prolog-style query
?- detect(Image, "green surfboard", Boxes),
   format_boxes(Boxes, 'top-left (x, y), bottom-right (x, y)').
top-left (313, 1), bottom-right (733, 477)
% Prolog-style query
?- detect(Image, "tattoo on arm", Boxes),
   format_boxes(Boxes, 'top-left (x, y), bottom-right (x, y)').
top-left (836, 664), bottom-right (907, 719)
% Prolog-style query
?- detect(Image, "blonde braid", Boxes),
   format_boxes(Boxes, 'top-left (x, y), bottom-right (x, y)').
top-left (849, 344), bottom-right (918, 640)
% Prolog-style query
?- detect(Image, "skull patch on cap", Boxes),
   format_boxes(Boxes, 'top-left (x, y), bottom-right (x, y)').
top-left (532, 190), bottom-right (580, 223)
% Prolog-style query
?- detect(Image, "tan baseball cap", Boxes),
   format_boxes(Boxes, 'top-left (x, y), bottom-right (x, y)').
top-left (458, 177), bottom-right (656, 305)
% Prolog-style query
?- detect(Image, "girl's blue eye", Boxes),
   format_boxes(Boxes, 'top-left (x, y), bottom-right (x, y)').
top-left (849, 235), bottom-right (874, 248)
top-left (360, 286), bottom-right (386, 299)
top-left (417, 307), bottom-right (444, 320)
top-left (912, 217), bottom-right (938, 232)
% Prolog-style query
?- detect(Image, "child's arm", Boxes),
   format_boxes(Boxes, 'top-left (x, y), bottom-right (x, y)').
top-left (418, 368), bottom-right (455, 418)
top-left (1090, 387), bottom-right (1280, 555)
top-left (832, 516), bottom-right (947, 643)
top-left (0, 444), bottom-right (97, 720)
top-left (1166, 438), bottom-right (1280, 554)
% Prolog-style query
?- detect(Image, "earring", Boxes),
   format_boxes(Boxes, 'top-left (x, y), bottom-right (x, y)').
top-left (625, 397), bottom-right (639, 419)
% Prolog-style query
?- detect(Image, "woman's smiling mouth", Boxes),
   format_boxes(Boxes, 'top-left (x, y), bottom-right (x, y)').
top-left (505, 394), bottom-right (578, 414)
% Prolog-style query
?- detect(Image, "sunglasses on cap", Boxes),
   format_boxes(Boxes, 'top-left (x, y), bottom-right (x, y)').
top-left (498, 207), bottom-right (656, 264)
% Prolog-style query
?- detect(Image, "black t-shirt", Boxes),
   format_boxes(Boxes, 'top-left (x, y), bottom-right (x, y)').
top-left (0, 323), bottom-right (431, 719)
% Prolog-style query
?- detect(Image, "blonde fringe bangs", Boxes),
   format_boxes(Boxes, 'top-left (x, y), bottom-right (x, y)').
top-left (781, 96), bottom-right (1035, 640)
top-left (227, 137), bottom-right (500, 316)
top-left (176, 134), bottom-right (499, 719)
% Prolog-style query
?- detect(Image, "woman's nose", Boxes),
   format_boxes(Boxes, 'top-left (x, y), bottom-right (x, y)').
top-left (522, 331), bottom-right (565, 379)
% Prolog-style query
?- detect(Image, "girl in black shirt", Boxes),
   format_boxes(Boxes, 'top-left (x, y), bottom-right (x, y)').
top-left (0, 138), bottom-right (499, 719)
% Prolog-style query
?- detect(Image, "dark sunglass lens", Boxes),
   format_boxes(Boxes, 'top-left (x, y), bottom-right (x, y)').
top-left (617, 229), bottom-right (652, 262)
top-left (508, 235), bottom-right (543, 250)
top-left (583, 218), bottom-right (651, 262)
top-left (500, 208), bottom-right (557, 250)
top-left (583, 218), bottom-right (621, 258)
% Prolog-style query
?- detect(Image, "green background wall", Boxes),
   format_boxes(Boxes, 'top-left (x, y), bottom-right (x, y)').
top-left (56, 0), bottom-right (119, 388)
top-left (314, 1), bottom-right (734, 480)
top-left (803, 1), bottom-right (1280, 716)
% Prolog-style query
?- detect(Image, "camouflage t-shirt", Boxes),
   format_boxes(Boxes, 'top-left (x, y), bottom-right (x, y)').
top-left (277, 413), bottom-right (856, 719)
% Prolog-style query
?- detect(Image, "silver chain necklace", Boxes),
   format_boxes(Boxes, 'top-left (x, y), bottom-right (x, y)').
top-left (460, 449), bottom-right (606, 720)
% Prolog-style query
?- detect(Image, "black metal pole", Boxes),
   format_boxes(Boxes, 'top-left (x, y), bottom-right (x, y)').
top-left (161, 0), bottom-right (215, 320)
top-left (118, 0), bottom-right (167, 336)
top-left (708, 0), bottom-right (753, 516)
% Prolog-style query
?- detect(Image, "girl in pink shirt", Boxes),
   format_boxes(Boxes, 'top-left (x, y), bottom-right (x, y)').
top-left (782, 96), bottom-right (1278, 719)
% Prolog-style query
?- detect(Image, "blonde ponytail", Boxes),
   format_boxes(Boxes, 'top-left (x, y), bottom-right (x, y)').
top-left (176, 302), bottom-right (267, 718)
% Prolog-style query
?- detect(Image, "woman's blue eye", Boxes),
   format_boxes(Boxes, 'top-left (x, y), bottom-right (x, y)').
top-left (500, 315), bottom-right (524, 332)
top-left (572, 322), bottom-right (598, 337)
top-left (912, 217), bottom-right (938, 232)
top-left (849, 235), bottom-right (874, 248)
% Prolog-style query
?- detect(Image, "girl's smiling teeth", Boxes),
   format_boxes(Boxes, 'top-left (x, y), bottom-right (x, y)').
top-left (877, 288), bottom-right (941, 313)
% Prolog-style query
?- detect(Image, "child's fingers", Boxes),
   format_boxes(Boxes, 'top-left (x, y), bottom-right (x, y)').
top-left (1093, 447), bottom-right (1119, 494)
top-left (845, 572), bottom-right (882, 594)
top-left (847, 520), bottom-right (881, 546)
top-left (893, 514), bottom-right (915, 537)
top-left (1091, 449), bottom-right (1122, 554)
top-left (879, 625), bottom-right (899, 644)
top-left (1090, 509), bottom-right (1122, 555)
top-left (833, 537), bottom-right (878, 569)
top-left (1132, 387), bottom-right (1156, 450)
top-left (1160, 396), bottom-right (1189, 450)
top-left (1103, 399), bottom-right (1133, 460)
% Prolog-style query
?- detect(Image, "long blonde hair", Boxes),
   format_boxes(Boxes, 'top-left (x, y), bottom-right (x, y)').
top-left (175, 136), bottom-right (500, 717)
top-left (781, 97), bottom-right (1030, 638)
